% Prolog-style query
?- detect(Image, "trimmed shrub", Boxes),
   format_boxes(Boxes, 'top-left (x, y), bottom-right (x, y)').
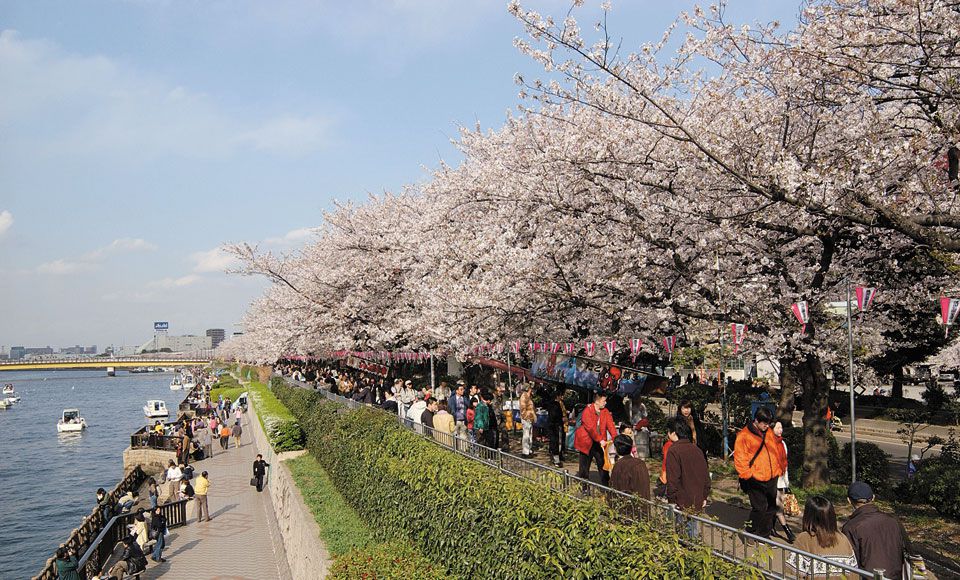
top-left (273, 381), bottom-right (762, 579)
top-left (897, 433), bottom-right (960, 519)
top-left (330, 541), bottom-right (447, 580)
top-left (248, 380), bottom-right (305, 452)
top-left (836, 442), bottom-right (889, 494)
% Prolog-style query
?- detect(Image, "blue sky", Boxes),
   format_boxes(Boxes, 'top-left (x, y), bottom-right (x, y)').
top-left (0, 0), bottom-right (798, 351)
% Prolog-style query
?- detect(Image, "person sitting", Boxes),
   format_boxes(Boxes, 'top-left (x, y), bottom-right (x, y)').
top-left (788, 496), bottom-right (858, 578)
top-left (115, 490), bottom-right (138, 513)
top-left (107, 533), bottom-right (148, 578)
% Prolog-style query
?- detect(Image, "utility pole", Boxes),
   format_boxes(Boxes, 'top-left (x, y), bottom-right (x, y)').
top-left (845, 278), bottom-right (858, 483)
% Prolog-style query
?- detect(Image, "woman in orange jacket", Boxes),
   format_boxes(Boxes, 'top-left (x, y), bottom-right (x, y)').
top-left (733, 406), bottom-right (787, 538)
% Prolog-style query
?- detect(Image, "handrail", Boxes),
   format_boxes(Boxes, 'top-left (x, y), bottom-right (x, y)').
top-left (298, 381), bottom-right (889, 580)
top-left (76, 498), bottom-right (190, 579)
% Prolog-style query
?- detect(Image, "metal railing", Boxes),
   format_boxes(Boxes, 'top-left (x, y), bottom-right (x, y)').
top-left (76, 498), bottom-right (190, 579)
top-left (33, 466), bottom-right (150, 580)
top-left (302, 383), bottom-right (888, 580)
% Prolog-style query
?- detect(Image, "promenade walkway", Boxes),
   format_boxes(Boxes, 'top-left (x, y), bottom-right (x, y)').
top-left (141, 414), bottom-right (292, 580)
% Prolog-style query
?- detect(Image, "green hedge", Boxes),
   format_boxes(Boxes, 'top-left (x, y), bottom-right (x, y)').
top-left (273, 381), bottom-right (760, 579)
top-left (330, 540), bottom-right (447, 580)
top-left (248, 380), bottom-right (305, 452)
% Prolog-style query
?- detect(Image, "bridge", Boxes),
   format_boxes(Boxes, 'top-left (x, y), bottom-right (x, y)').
top-left (0, 355), bottom-right (213, 372)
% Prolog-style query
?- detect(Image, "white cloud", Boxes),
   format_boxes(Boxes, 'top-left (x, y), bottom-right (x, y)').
top-left (36, 237), bottom-right (157, 275)
top-left (191, 247), bottom-right (238, 273)
top-left (0, 210), bottom-right (12, 236)
top-left (0, 30), bottom-right (333, 161)
top-left (264, 227), bottom-right (319, 246)
top-left (37, 259), bottom-right (97, 275)
top-left (149, 274), bottom-right (201, 289)
top-left (83, 237), bottom-right (158, 260)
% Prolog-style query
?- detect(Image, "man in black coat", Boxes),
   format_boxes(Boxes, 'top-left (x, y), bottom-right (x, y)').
top-left (149, 506), bottom-right (167, 563)
top-left (253, 454), bottom-right (270, 492)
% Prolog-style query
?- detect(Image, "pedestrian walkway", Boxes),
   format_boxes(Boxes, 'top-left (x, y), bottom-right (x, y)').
top-left (141, 415), bottom-right (292, 580)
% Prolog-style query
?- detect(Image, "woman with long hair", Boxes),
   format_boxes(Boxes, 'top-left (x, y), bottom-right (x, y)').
top-left (675, 400), bottom-right (705, 457)
top-left (787, 496), bottom-right (858, 578)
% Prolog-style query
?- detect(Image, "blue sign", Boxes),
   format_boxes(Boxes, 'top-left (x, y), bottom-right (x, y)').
top-left (154, 321), bottom-right (169, 331)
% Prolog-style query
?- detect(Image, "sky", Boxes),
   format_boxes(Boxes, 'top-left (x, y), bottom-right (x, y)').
top-left (0, 0), bottom-right (799, 351)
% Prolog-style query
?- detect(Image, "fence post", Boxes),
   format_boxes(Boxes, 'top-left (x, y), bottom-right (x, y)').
top-left (498, 449), bottom-right (504, 472)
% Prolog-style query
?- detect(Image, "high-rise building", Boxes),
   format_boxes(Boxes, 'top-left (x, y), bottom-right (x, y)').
top-left (137, 334), bottom-right (213, 353)
top-left (205, 328), bottom-right (226, 349)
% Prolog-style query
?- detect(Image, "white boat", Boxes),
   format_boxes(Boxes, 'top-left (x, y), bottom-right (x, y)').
top-left (57, 409), bottom-right (87, 432)
top-left (2, 384), bottom-right (13, 395)
top-left (169, 376), bottom-right (183, 391)
top-left (0, 399), bottom-right (11, 409)
top-left (183, 374), bottom-right (196, 391)
top-left (143, 399), bottom-right (169, 418)
top-left (5, 395), bottom-right (20, 404)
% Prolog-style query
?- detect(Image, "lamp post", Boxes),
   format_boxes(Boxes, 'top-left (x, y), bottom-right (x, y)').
top-left (844, 279), bottom-right (858, 483)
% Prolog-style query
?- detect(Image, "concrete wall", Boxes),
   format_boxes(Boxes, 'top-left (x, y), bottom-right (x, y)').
top-left (123, 447), bottom-right (176, 476)
top-left (248, 396), bottom-right (330, 579)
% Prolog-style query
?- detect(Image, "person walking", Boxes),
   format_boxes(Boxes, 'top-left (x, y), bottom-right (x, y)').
top-left (665, 418), bottom-right (711, 538)
top-left (195, 471), bottom-right (211, 522)
top-left (574, 392), bottom-right (618, 486)
top-left (149, 505), bottom-right (168, 563)
top-left (253, 454), bottom-right (270, 492)
top-left (519, 384), bottom-right (536, 458)
top-left (842, 482), bottom-right (913, 578)
top-left (734, 406), bottom-right (786, 538)
top-left (198, 425), bottom-right (213, 459)
top-left (788, 496), bottom-right (858, 578)
top-left (232, 419), bottom-right (243, 448)
top-left (773, 421), bottom-right (796, 542)
top-left (219, 423), bottom-right (231, 451)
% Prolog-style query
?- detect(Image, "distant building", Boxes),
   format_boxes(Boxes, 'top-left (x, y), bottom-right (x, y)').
top-left (205, 328), bottom-right (226, 349)
top-left (137, 334), bottom-right (212, 354)
top-left (24, 347), bottom-right (54, 357)
top-left (60, 345), bottom-right (98, 355)
top-left (10, 346), bottom-right (25, 360)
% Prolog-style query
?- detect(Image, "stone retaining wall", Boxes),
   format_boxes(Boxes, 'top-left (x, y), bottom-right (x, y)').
top-left (123, 447), bottom-right (176, 476)
top-left (247, 395), bottom-right (330, 579)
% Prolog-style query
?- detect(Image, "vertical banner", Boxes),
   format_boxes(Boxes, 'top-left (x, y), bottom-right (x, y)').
top-left (662, 335), bottom-right (676, 355)
top-left (855, 286), bottom-right (877, 313)
top-left (563, 343), bottom-right (575, 355)
top-left (550, 342), bottom-right (560, 354)
top-left (941, 296), bottom-right (960, 337)
top-left (629, 338), bottom-right (643, 362)
top-left (584, 341), bottom-right (597, 357)
top-left (603, 340), bottom-right (617, 359)
top-left (730, 323), bottom-right (747, 354)
top-left (792, 301), bottom-right (810, 335)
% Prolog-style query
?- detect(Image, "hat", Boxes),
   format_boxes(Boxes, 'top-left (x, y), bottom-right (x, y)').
top-left (456, 380), bottom-right (466, 386)
top-left (847, 481), bottom-right (874, 501)
top-left (404, 380), bottom-right (412, 386)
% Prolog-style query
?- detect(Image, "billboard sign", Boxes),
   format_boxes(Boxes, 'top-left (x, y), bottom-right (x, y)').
top-left (154, 321), bottom-right (169, 331)
top-left (530, 351), bottom-right (668, 396)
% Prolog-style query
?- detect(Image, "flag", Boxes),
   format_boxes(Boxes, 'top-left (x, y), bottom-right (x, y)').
top-left (730, 323), bottom-right (747, 354)
top-left (584, 341), bottom-right (597, 357)
top-left (662, 335), bottom-right (676, 355)
top-left (550, 342), bottom-right (560, 353)
top-left (563, 343), bottom-right (576, 355)
top-left (603, 340), bottom-right (617, 357)
top-left (629, 338), bottom-right (643, 361)
top-left (941, 297), bottom-right (960, 337)
top-left (512, 340), bottom-right (521, 354)
top-left (856, 287), bottom-right (877, 312)
top-left (792, 301), bottom-right (810, 334)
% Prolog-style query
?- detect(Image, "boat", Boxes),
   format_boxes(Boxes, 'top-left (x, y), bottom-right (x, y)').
top-left (169, 375), bottom-right (183, 391)
top-left (0, 399), bottom-right (11, 409)
top-left (2, 384), bottom-right (13, 395)
top-left (183, 374), bottom-right (196, 391)
top-left (143, 399), bottom-right (169, 418)
top-left (5, 395), bottom-right (21, 404)
top-left (57, 409), bottom-right (87, 432)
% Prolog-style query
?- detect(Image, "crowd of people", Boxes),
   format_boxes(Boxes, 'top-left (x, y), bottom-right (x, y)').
top-left (276, 360), bottom-right (918, 578)
top-left (54, 369), bottom-right (273, 579)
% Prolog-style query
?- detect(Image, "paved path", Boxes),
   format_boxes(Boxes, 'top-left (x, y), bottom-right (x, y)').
top-left (141, 416), bottom-right (292, 580)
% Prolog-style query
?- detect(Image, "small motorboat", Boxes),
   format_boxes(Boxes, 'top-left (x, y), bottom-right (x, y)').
top-left (0, 399), bottom-right (11, 409)
top-left (183, 374), bottom-right (196, 390)
top-left (57, 409), bottom-right (87, 432)
top-left (143, 399), bottom-right (169, 418)
top-left (169, 376), bottom-right (183, 391)
top-left (2, 384), bottom-right (14, 395)
top-left (5, 395), bottom-right (21, 404)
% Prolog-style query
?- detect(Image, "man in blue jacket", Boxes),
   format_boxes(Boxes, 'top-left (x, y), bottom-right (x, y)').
top-left (448, 382), bottom-right (469, 441)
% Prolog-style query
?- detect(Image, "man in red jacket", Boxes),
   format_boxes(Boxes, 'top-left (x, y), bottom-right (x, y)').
top-left (575, 392), bottom-right (618, 486)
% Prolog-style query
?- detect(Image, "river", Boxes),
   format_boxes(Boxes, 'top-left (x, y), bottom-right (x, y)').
top-left (0, 369), bottom-right (184, 579)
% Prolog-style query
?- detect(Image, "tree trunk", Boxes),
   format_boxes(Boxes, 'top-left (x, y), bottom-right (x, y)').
top-left (777, 365), bottom-right (797, 427)
top-left (785, 354), bottom-right (832, 488)
top-left (891, 364), bottom-right (904, 400)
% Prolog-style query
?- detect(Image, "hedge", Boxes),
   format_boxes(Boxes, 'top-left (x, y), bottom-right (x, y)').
top-left (247, 379), bottom-right (305, 452)
top-left (273, 381), bottom-right (760, 579)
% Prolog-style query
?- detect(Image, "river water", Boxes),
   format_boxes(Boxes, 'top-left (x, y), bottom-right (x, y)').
top-left (0, 369), bottom-right (183, 579)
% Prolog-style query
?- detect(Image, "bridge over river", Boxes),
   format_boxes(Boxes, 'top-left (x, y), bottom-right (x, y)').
top-left (0, 355), bottom-right (212, 372)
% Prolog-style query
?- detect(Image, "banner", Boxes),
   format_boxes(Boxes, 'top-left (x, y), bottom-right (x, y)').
top-left (530, 351), bottom-right (667, 396)
top-left (941, 296), bottom-right (960, 337)
top-left (603, 340), bottom-right (617, 358)
top-left (629, 338), bottom-right (643, 361)
top-left (662, 335), bottom-right (676, 355)
top-left (855, 287), bottom-right (877, 312)
top-left (792, 301), bottom-right (810, 334)
top-left (345, 355), bottom-right (389, 377)
top-left (730, 323), bottom-right (747, 354)
top-left (584, 341), bottom-right (597, 357)
top-left (563, 342), bottom-right (576, 355)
